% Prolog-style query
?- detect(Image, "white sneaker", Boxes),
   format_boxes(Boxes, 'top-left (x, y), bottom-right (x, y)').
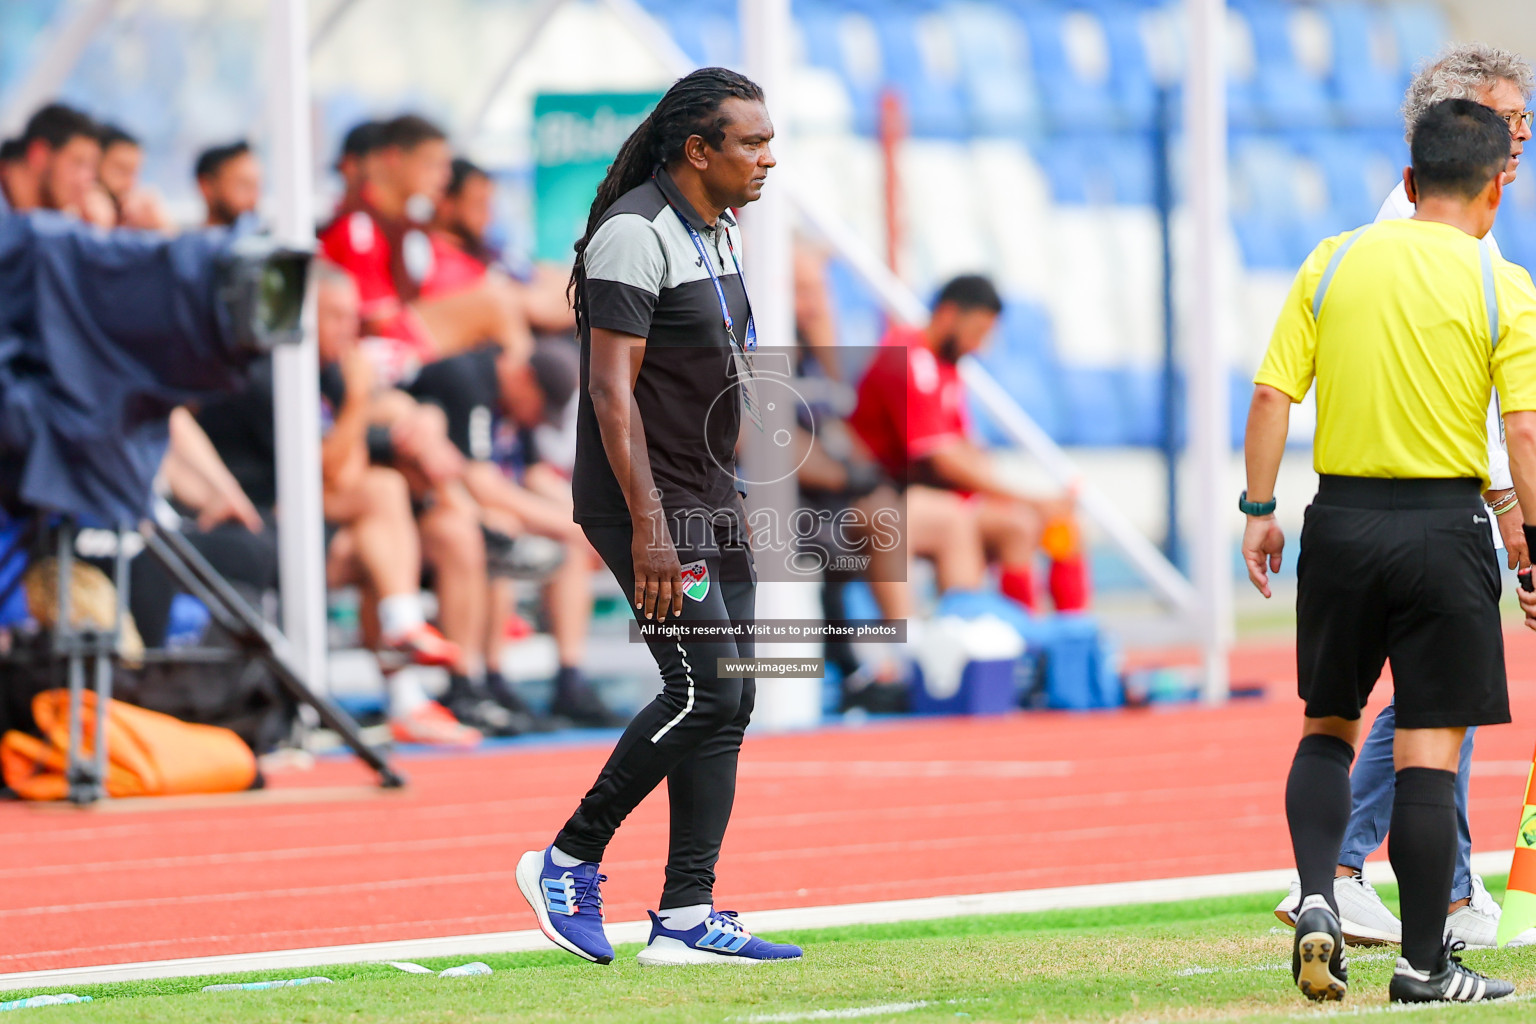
top-left (1275, 875), bottom-right (1402, 946)
top-left (1445, 875), bottom-right (1501, 949)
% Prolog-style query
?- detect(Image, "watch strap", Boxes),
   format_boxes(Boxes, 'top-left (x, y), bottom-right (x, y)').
top-left (1239, 490), bottom-right (1277, 516)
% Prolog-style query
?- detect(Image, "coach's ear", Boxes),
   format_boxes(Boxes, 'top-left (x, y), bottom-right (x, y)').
top-left (1403, 166), bottom-right (1417, 205)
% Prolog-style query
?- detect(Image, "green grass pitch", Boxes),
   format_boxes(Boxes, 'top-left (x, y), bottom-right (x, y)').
top-left (14, 878), bottom-right (1536, 1022)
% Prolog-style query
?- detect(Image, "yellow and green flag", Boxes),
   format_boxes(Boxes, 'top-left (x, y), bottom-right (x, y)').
top-left (1496, 755), bottom-right (1536, 946)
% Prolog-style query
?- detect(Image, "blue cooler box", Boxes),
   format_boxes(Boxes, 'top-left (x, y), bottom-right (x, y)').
top-left (1015, 614), bottom-right (1123, 710)
top-left (932, 594), bottom-right (1124, 711)
top-left (910, 658), bottom-right (1018, 716)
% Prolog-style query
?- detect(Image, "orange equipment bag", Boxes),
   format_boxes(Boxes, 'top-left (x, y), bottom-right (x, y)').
top-left (0, 689), bottom-right (257, 800)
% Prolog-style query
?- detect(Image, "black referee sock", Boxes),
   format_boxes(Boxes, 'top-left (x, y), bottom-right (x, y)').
top-left (1285, 733), bottom-right (1355, 917)
top-left (1389, 767), bottom-right (1458, 972)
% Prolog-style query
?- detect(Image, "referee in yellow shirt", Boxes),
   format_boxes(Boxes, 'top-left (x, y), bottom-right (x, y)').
top-left (1243, 99), bottom-right (1536, 1005)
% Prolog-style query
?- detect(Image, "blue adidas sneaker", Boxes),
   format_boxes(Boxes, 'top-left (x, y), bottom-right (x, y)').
top-left (635, 908), bottom-right (803, 966)
top-left (515, 848), bottom-right (614, 964)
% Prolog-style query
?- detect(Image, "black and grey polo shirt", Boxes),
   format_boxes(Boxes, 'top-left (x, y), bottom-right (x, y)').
top-left (572, 166), bottom-right (750, 527)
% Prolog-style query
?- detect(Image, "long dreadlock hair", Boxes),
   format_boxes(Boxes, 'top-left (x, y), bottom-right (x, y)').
top-left (569, 67), bottom-right (765, 325)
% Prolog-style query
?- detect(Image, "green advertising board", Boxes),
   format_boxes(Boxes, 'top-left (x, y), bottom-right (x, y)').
top-left (533, 91), bottom-right (663, 263)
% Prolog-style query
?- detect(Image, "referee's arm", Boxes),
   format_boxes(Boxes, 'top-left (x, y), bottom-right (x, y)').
top-left (1243, 385), bottom-right (1292, 598)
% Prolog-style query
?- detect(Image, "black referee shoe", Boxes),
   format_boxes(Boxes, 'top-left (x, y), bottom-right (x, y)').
top-left (1389, 940), bottom-right (1514, 1004)
top-left (1292, 895), bottom-right (1348, 1002)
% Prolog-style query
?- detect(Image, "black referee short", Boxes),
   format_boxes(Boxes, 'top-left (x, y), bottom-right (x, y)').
top-left (1296, 475), bottom-right (1509, 729)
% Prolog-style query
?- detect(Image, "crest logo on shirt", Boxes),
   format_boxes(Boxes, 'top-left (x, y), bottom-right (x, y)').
top-left (347, 210), bottom-right (374, 253)
top-left (679, 559), bottom-right (710, 601)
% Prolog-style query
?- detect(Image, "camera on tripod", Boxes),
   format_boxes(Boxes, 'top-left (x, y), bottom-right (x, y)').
top-left (0, 213), bottom-right (312, 523)
top-left (216, 234), bottom-right (313, 354)
top-left (0, 211), bottom-right (400, 802)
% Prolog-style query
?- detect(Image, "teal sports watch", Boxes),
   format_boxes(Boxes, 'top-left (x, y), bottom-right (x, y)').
top-left (1238, 490), bottom-right (1277, 516)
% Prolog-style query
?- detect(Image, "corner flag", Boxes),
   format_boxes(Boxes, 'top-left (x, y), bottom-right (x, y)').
top-left (1496, 756), bottom-right (1536, 946)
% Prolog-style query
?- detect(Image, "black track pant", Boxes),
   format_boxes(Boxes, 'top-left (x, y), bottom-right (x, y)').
top-left (555, 515), bottom-right (756, 909)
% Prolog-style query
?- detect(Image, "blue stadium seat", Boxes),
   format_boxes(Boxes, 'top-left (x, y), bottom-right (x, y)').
top-left (796, 0), bottom-right (847, 74)
top-left (1294, 131), bottom-right (1405, 228)
top-left (1086, 0), bottom-right (1159, 129)
top-left (796, 0), bottom-right (883, 135)
top-left (873, 1), bottom-right (968, 139)
top-left (1237, 0), bottom-right (1335, 129)
top-left (972, 299), bottom-right (1065, 444)
top-left (1033, 134), bottom-right (1096, 203)
top-left (1387, 3), bottom-right (1451, 80)
top-left (1500, 170), bottom-right (1536, 267)
top-left (1496, 217), bottom-right (1536, 275)
top-left (943, 1), bottom-right (1044, 138)
top-left (1325, 2), bottom-right (1403, 129)
top-left (824, 258), bottom-right (887, 355)
top-left (1232, 212), bottom-right (1293, 271)
top-left (1104, 130), bottom-right (1155, 205)
top-left (1229, 135), bottom-right (1298, 220)
top-left (1230, 371), bottom-right (1254, 452)
top-left (657, 0), bottom-right (740, 69)
top-left (1057, 368), bottom-right (1127, 445)
top-left (1012, 3), bottom-right (1117, 134)
top-left (1034, 131), bottom-right (1157, 205)
top-left (1119, 367), bottom-right (1168, 447)
top-left (1364, 126), bottom-right (1410, 170)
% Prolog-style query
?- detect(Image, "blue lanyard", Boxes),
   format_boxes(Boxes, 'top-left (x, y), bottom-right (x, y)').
top-left (672, 207), bottom-right (757, 353)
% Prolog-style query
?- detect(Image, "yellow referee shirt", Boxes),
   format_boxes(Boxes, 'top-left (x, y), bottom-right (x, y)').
top-left (1255, 218), bottom-right (1536, 488)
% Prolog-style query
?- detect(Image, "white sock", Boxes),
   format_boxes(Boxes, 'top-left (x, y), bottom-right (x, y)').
top-left (378, 593), bottom-right (426, 640)
top-left (657, 904), bottom-right (712, 931)
top-left (550, 845), bottom-right (584, 867)
top-left (387, 668), bottom-right (432, 719)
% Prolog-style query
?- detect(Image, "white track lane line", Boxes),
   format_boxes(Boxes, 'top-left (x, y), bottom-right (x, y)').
top-left (0, 851), bottom-right (1516, 992)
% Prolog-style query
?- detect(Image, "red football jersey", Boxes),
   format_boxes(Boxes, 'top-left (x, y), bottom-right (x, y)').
top-left (849, 325), bottom-right (969, 481)
top-left (318, 200), bottom-right (446, 365)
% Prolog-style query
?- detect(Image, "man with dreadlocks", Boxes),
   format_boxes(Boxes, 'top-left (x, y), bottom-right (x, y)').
top-left (515, 68), bottom-right (802, 967)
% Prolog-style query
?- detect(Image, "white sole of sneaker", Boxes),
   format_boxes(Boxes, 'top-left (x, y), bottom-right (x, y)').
top-left (636, 936), bottom-right (799, 967)
top-left (514, 850), bottom-right (610, 965)
top-left (1339, 924), bottom-right (1398, 947)
top-left (1296, 931), bottom-right (1346, 1002)
top-left (1273, 908), bottom-right (1398, 947)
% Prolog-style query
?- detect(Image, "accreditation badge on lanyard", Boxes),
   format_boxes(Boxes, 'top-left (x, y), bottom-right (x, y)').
top-left (673, 207), bottom-right (763, 432)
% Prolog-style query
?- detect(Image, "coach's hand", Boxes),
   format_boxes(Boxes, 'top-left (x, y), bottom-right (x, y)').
top-left (632, 516), bottom-right (684, 621)
top-left (1497, 503), bottom-right (1530, 571)
top-left (1242, 515), bottom-right (1286, 599)
top-left (1520, 581), bottom-right (1536, 632)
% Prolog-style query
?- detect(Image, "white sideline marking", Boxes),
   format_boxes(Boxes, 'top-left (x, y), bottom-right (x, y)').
top-left (740, 761), bottom-right (1073, 779)
top-left (0, 851), bottom-right (1516, 993)
top-left (734, 1003), bottom-right (931, 1022)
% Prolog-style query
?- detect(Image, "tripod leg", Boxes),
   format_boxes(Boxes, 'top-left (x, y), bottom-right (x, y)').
top-left (87, 525), bottom-right (131, 802)
top-left (141, 525), bottom-right (405, 788)
top-left (56, 519), bottom-right (97, 805)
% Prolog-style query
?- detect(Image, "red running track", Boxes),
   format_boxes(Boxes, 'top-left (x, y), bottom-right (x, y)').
top-left (4, 634), bottom-right (1536, 974)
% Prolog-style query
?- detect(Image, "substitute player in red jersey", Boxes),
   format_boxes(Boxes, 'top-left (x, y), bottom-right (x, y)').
top-left (849, 274), bottom-right (1089, 614)
top-left (319, 114), bottom-right (532, 379)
